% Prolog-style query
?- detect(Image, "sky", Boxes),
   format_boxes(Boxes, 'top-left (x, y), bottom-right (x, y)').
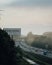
top-left (0, 0), bottom-right (52, 35)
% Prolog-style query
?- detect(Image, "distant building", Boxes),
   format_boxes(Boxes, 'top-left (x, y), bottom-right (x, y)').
top-left (3, 28), bottom-right (21, 46)
top-left (43, 32), bottom-right (52, 38)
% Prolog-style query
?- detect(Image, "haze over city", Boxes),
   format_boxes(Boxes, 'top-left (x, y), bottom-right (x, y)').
top-left (0, 0), bottom-right (52, 35)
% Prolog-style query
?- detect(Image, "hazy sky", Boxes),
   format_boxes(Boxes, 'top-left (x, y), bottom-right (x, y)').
top-left (0, 0), bottom-right (52, 35)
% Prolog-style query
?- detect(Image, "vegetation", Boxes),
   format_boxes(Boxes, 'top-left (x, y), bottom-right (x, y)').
top-left (25, 32), bottom-right (52, 50)
top-left (31, 35), bottom-right (52, 50)
top-left (0, 28), bottom-right (52, 65)
top-left (0, 29), bottom-right (17, 65)
top-left (0, 29), bottom-right (31, 65)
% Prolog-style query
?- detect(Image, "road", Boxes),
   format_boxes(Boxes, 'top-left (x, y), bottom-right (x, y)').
top-left (15, 41), bottom-right (52, 58)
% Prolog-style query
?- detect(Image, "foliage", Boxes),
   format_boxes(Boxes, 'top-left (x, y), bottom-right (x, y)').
top-left (0, 29), bottom-right (17, 65)
top-left (31, 35), bottom-right (52, 50)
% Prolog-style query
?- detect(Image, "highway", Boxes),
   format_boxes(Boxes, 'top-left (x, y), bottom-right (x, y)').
top-left (15, 41), bottom-right (52, 58)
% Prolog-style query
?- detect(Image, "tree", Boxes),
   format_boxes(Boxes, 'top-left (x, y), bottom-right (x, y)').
top-left (0, 29), bottom-right (17, 65)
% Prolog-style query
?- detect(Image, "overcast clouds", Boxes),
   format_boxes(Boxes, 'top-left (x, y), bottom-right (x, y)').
top-left (0, 0), bottom-right (52, 7)
top-left (0, 0), bottom-right (52, 35)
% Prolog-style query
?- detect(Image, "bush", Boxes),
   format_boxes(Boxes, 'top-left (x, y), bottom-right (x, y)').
top-left (0, 29), bottom-right (17, 65)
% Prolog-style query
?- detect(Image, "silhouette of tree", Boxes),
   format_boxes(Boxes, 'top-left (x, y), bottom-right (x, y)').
top-left (0, 29), bottom-right (17, 65)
